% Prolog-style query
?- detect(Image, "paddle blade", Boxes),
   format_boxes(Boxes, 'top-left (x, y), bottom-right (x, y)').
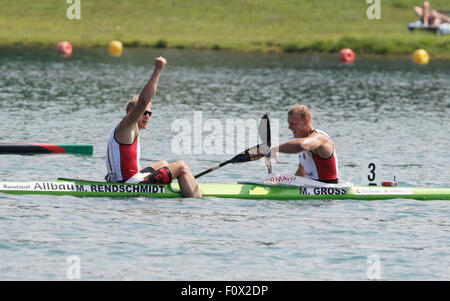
top-left (258, 114), bottom-right (272, 174)
top-left (258, 114), bottom-right (271, 147)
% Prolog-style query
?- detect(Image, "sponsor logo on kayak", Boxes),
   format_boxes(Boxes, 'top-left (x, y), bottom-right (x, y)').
top-left (34, 182), bottom-right (77, 191)
top-left (265, 175), bottom-right (297, 183)
top-left (1, 182), bottom-right (77, 191)
top-left (354, 188), bottom-right (413, 195)
top-left (299, 187), bottom-right (349, 195)
top-left (2, 183), bottom-right (33, 190)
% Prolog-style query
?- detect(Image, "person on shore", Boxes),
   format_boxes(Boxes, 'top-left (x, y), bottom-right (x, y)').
top-left (105, 56), bottom-right (201, 198)
top-left (414, 1), bottom-right (450, 26)
top-left (270, 105), bottom-right (339, 183)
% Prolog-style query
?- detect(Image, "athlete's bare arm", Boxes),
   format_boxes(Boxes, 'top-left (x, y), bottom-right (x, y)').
top-left (116, 57), bottom-right (167, 143)
top-left (273, 134), bottom-right (328, 153)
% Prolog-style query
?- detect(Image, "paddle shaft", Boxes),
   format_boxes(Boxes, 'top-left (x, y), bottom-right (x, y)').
top-left (194, 145), bottom-right (265, 179)
top-left (194, 160), bottom-right (231, 179)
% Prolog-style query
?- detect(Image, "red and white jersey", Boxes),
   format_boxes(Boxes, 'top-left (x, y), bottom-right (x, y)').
top-left (298, 129), bottom-right (338, 181)
top-left (105, 127), bottom-right (141, 182)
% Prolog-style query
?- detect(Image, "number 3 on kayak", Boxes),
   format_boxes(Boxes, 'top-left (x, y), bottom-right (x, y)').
top-left (361, 160), bottom-right (381, 186)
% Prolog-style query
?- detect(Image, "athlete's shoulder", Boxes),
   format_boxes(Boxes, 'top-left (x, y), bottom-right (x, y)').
top-left (115, 121), bottom-right (139, 145)
top-left (315, 129), bottom-right (335, 143)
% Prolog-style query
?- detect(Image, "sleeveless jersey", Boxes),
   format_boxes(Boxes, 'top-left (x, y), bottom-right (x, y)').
top-left (105, 127), bottom-right (141, 182)
top-left (298, 129), bottom-right (338, 181)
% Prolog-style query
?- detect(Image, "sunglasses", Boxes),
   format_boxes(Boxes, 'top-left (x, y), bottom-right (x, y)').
top-left (143, 110), bottom-right (152, 117)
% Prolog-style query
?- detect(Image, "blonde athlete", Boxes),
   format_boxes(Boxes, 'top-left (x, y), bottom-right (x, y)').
top-left (271, 105), bottom-right (339, 183)
top-left (105, 57), bottom-right (201, 198)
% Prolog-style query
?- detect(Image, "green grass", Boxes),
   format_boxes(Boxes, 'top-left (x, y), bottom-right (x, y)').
top-left (1, 0), bottom-right (449, 55)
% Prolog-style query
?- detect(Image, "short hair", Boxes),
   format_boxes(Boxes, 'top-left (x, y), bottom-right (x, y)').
top-left (288, 105), bottom-right (312, 121)
top-left (126, 94), bottom-right (152, 113)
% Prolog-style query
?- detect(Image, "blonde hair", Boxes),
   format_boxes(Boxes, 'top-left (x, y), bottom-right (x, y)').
top-left (288, 104), bottom-right (312, 121)
top-left (126, 95), bottom-right (152, 113)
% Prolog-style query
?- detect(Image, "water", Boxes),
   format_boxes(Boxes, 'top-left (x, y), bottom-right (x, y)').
top-left (0, 47), bottom-right (449, 280)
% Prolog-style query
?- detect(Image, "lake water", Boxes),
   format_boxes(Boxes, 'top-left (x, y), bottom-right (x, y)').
top-left (0, 47), bottom-right (449, 280)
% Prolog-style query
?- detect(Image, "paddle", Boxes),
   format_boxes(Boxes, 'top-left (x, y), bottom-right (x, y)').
top-left (194, 114), bottom-right (271, 179)
top-left (258, 114), bottom-right (272, 174)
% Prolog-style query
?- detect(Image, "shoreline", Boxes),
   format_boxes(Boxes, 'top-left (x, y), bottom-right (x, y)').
top-left (2, 0), bottom-right (450, 58)
top-left (2, 40), bottom-right (450, 59)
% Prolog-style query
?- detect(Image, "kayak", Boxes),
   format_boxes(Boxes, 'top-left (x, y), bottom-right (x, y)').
top-left (0, 141), bottom-right (93, 155)
top-left (0, 178), bottom-right (449, 201)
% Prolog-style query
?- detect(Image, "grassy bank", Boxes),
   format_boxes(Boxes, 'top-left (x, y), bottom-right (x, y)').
top-left (1, 0), bottom-right (450, 55)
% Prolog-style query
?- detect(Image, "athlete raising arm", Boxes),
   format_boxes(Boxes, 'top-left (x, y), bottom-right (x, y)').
top-left (105, 56), bottom-right (201, 197)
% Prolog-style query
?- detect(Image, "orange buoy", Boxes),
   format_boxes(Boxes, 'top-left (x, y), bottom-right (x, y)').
top-left (56, 41), bottom-right (72, 58)
top-left (339, 48), bottom-right (355, 64)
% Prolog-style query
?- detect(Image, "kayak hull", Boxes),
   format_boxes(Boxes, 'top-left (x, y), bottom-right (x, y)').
top-left (1, 179), bottom-right (449, 201)
top-left (0, 142), bottom-right (93, 155)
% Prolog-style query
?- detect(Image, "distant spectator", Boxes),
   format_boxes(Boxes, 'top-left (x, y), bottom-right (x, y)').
top-left (413, 1), bottom-right (450, 26)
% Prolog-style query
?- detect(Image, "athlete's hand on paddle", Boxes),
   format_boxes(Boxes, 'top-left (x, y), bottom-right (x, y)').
top-left (265, 148), bottom-right (279, 164)
top-left (154, 56), bottom-right (167, 70)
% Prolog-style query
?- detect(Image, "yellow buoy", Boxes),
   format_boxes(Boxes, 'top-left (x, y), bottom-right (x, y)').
top-left (413, 49), bottom-right (429, 65)
top-left (108, 40), bottom-right (123, 57)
